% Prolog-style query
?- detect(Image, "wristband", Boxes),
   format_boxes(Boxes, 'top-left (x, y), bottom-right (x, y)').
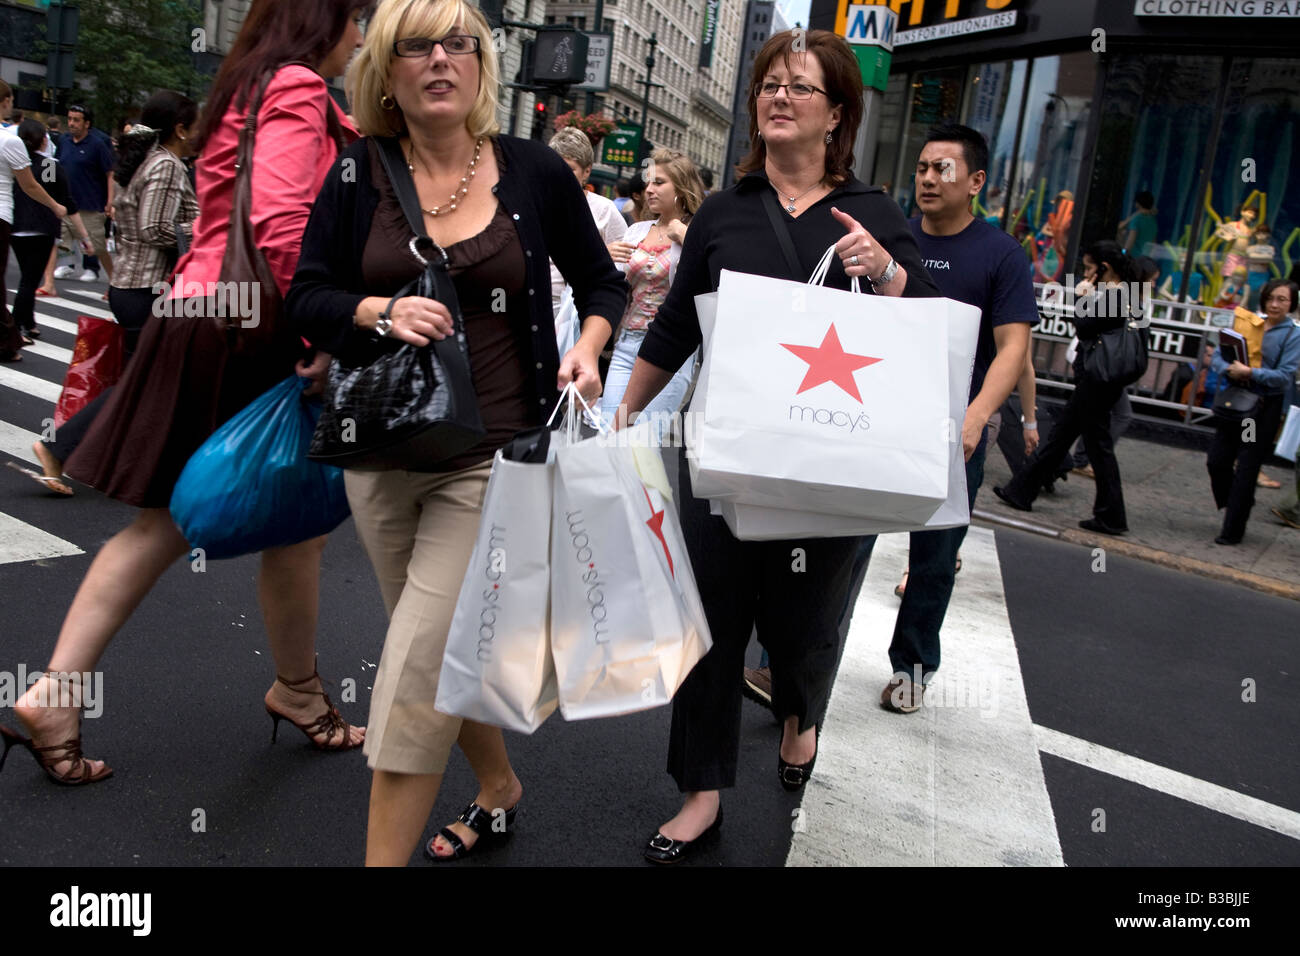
top-left (1021, 415), bottom-right (1037, 430)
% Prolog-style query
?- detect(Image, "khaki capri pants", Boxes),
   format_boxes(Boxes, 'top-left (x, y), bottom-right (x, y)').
top-left (345, 460), bottom-right (492, 774)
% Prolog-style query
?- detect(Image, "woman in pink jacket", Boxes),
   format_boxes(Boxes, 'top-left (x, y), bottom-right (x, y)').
top-left (1, 0), bottom-right (371, 786)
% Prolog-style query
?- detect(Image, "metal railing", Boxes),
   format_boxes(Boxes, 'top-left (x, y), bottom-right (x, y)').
top-left (1030, 284), bottom-right (1241, 428)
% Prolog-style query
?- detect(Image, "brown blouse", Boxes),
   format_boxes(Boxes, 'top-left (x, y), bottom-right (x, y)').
top-left (362, 138), bottom-right (533, 471)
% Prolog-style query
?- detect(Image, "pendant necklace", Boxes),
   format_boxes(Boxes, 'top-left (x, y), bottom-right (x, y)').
top-left (407, 137), bottom-right (484, 216)
top-left (775, 180), bottom-right (822, 214)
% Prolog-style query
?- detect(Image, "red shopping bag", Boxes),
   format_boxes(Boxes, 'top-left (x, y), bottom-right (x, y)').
top-left (53, 316), bottom-right (125, 428)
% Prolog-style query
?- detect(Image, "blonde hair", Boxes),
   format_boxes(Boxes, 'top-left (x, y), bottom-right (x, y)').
top-left (348, 0), bottom-right (501, 139)
top-left (648, 147), bottom-right (705, 220)
top-left (548, 126), bottom-right (593, 171)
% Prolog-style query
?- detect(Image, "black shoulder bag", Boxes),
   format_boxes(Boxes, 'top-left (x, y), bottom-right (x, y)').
top-left (308, 136), bottom-right (485, 470)
top-left (1079, 291), bottom-right (1150, 387)
top-left (1213, 324), bottom-right (1296, 423)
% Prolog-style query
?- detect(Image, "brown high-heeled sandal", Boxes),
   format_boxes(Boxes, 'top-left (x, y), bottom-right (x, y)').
top-left (0, 726), bottom-right (113, 785)
top-left (265, 665), bottom-right (361, 751)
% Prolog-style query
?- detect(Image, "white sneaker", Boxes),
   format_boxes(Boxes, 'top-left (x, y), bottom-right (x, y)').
top-left (77, 270), bottom-right (98, 282)
top-left (53, 265), bottom-right (76, 279)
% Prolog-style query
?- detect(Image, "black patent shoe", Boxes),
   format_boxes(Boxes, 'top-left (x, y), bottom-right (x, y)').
top-left (425, 801), bottom-right (518, 863)
top-left (644, 805), bottom-right (723, 864)
top-left (777, 725), bottom-right (820, 792)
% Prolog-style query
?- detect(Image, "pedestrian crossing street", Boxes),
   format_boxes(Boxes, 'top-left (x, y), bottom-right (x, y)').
top-left (0, 285), bottom-right (106, 564)
top-left (4, 284), bottom-right (1298, 866)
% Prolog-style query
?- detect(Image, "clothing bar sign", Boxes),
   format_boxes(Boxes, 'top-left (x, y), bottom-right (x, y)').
top-left (699, 0), bottom-right (721, 69)
top-left (1134, 0), bottom-right (1300, 14)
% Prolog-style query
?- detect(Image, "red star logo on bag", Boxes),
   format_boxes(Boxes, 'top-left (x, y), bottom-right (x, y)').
top-left (780, 324), bottom-right (881, 403)
top-left (642, 486), bottom-right (674, 578)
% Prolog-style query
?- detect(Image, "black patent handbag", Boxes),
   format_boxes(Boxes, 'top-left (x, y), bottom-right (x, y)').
top-left (307, 137), bottom-right (485, 470)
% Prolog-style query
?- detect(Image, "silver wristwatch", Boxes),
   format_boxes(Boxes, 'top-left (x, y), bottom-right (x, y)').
top-left (870, 257), bottom-right (898, 289)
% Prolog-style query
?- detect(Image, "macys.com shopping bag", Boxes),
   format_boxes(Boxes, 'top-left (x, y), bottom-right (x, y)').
top-left (170, 376), bottom-right (350, 559)
top-left (550, 419), bottom-right (711, 720)
top-left (54, 316), bottom-right (124, 428)
top-left (688, 262), bottom-right (952, 523)
top-left (715, 295), bottom-right (982, 540)
top-left (436, 428), bottom-right (558, 733)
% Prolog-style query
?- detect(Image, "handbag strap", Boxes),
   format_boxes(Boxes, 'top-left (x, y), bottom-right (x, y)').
top-left (373, 135), bottom-right (468, 340)
top-left (760, 188), bottom-right (806, 282)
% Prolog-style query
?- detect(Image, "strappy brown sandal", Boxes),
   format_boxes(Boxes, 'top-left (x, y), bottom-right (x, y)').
top-left (265, 664), bottom-right (362, 751)
top-left (1, 725), bottom-right (113, 786)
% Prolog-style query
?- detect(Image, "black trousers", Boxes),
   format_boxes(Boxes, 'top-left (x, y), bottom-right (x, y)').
top-left (1002, 376), bottom-right (1129, 529)
top-left (667, 447), bottom-right (862, 792)
top-left (10, 234), bottom-right (56, 333)
top-left (47, 286), bottom-right (155, 463)
top-left (0, 220), bottom-right (21, 356)
top-left (1206, 393), bottom-right (1285, 541)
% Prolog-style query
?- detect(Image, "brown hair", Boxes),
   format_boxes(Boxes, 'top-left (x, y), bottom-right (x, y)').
top-left (0, 80), bottom-right (11, 102)
top-left (647, 147), bottom-right (705, 221)
top-left (735, 30), bottom-right (863, 187)
top-left (192, 0), bottom-right (373, 155)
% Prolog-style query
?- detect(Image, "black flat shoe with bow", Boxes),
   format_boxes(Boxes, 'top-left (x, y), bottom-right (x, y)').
top-left (643, 805), bottom-right (723, 864)
top-left (777, 725), bottom-right (820, 792)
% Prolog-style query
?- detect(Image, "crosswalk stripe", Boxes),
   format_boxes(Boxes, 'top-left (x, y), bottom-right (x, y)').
top-left (20, 340), bottom-right (73, 364)
top-left (58, 287), bottom-right (110, 302)
top-left (1034, 725), bottom-right (1300, 842)
top-left (0, 420), bottom-right (43, 464)
top-left (6, 289), bottom-right (114, 321)
top-left (0, 509), bottom-right (83, 564)
top-left (786, 528), bottom-right (1064, 867)
top-left (0, 364), bottom-right (63, 402)
top-left (35, 314), bottom-right (80, 336)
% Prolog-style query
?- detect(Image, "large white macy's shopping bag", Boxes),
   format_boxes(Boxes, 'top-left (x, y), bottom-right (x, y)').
top-left (436, 431), bottom-right (559, 733)
top-left (550, 400), bottom-right (711, 721)
top-left (688, 249), bottom-right (952, 523)
top-left (716, 294), bottom-right (982, 540)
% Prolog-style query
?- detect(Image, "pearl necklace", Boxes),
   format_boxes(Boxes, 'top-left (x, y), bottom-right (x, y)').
top-left (407, 137), bottom-right (484, 217)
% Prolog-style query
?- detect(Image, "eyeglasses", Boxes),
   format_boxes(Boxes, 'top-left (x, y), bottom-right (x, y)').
top-left (393, 35), bottom-right (480, 57)
top-left (755, 82), bottom-right (828, 100)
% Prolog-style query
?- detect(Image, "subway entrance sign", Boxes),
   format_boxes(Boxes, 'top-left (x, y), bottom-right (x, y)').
top-left (601, 123), bottom-right (642, 167)
top-left (840, 4), bottom-right (896, 92)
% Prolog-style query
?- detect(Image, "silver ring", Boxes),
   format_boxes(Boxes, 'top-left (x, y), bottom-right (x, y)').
top-left (850, 255), bottom-right (860, 266)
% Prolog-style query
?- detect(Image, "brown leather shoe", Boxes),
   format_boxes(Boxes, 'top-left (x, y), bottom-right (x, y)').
top-left (880, 676), bottom-right (925, 714)
top-left (743, 666), bottom-right (772, 706)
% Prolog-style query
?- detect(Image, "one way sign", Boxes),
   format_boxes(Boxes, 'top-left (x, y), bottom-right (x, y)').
top-left (844, 4), bottom-right (897, 52)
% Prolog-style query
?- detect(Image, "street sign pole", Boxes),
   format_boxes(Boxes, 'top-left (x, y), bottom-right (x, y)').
top-left (585, 0), bottom-right (605, 115)
top-left (838, 2), bottom-right (896, 186)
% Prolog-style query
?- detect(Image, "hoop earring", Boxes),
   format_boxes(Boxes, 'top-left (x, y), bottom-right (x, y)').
top-left (825, 131), bottom-right (833, 145)
top-left (380, 94), bottom-right (395, 110)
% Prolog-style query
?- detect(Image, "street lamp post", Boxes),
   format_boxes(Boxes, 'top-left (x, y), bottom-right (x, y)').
top-left (636, 31), bottom-right (662, 165)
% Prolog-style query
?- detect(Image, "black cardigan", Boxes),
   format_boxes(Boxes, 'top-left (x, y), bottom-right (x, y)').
top-left (13, 154), bottom-right (77, 236)
top-left (286, 134), bottom-right (627, 424)
top-left (639, 170), bottom-right (939, 374)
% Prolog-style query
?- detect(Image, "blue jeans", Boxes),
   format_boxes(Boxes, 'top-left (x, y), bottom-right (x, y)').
top-left (597, 329), bottom-right (696, 443)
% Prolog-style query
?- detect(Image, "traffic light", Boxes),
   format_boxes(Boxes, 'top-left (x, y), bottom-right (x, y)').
top-left (531, 100), bottom-right (547, 140)
top-left (531, 28), bottom-right (589, 85)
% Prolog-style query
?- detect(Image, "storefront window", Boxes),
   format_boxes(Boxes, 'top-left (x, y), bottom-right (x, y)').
top-left (1081, 55), bottom-right (1225, 303)
top-left (963, 59), bottom-right (1028, 231)
top-left (870, 71), bottom-right (909, 194)
top-left (1006, 52), bottom-right (1095, 283)
top-left (1200, 58), bottom-right (1300, 312)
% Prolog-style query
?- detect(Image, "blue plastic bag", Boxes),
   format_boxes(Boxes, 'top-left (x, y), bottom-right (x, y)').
top-left (170, 376), bottom-right (351, 560)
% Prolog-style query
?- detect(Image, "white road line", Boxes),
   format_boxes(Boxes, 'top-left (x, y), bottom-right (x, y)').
top-left (6, 289), bottom-right (114, 321)
top-left (36, 314), bottom-right (80, 336)
top-left (0, 364), bottom-right (63, 402)
top-left (1035, 725), bottom-right (1300, 842)
top-left (0, 421), bottom-right (42, 464)
top-left (57, 287), bottom-right (110, 302)
top-left (0, 510), bottom-right (83, 564)
top-left (20, 340), bottom-right (73, 364)
top-left (787, 528), bottom-right (1064, 867)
